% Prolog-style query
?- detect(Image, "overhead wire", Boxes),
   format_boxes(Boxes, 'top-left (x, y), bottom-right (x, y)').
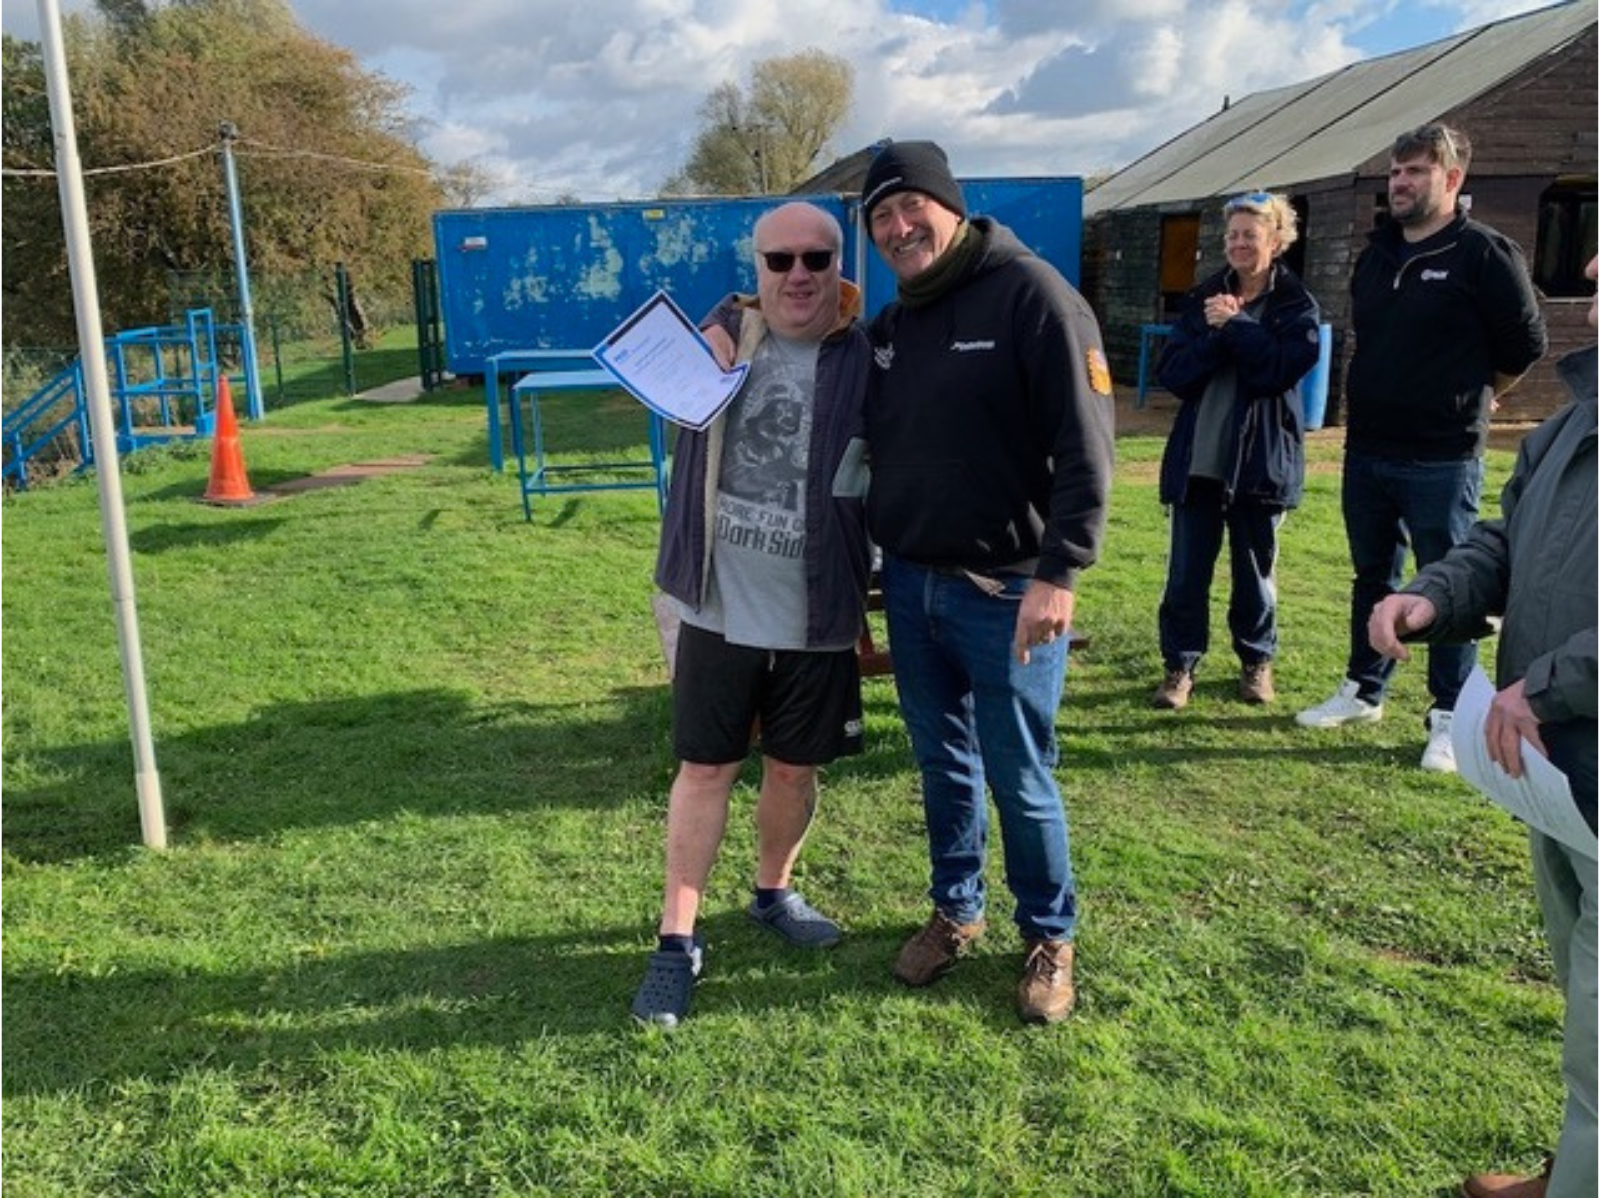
top-left (1, 141), bottom-right (219, 178)
top-left (233, 136), bottom-right (437, 178)
top-left (2, 137), bottom-right (447, 180)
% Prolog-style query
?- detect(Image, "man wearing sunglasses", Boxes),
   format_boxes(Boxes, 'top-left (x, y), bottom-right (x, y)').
top-left (860, 140), bottom-right (1114, 1024)
top-left (1298, 123), bottom-right (1547, 773)
top-left (635, 201), bottom-right (872, 1028)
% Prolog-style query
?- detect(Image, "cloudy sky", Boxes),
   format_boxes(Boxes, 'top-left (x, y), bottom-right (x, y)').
top-left (1, 0), bottom-right (1560, 203)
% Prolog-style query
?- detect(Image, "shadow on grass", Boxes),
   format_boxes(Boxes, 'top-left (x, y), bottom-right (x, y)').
top-left (134, 469), bottom-right (363, 505)
top-left (332, 389), bottom-right (484, 416)
top-left (266, 347), bottom-right (422, 409)
top-left (128, 517), bottom-right (290, 553)
top-left (3, 688), bottom-right (672, 865)
top-left (1, 686), bottom-right (916, 867)
top-left (0, 911), bottom-right (937, 1099)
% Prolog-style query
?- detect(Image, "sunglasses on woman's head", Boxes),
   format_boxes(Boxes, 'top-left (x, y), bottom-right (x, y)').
top-left (760, 249), bottom-right (835, 273)
top-left (1226, 191), bottom-right (1274, 213)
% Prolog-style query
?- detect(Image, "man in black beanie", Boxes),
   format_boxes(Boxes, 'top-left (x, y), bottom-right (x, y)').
top-left (860, 140), bottom-right (967, 225)
top-left (861, 139), bottom-right (1115, 1024)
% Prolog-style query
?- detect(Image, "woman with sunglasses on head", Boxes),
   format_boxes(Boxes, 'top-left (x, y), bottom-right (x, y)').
top-left (1149, 191), bottom-right (1321, 711)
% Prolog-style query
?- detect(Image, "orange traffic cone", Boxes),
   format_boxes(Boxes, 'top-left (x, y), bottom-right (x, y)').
top-left (202, 377), bottom-right (257, 505)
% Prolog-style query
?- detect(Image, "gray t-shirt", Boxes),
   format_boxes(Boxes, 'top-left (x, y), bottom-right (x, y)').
top-left (1190, 362), bottom-right (1236, 480)
top-left (682, 333), bottom-right (845, 650)
top-left (1190, 296), bottom-right (1267, 482)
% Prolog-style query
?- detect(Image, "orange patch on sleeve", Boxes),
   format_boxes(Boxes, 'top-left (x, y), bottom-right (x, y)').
top-left (1087, 347), bottom-right (1113, 396)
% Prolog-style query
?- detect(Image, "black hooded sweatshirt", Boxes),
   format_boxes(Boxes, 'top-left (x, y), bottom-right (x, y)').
top-left (865, 218), bottom-right (1115, 589)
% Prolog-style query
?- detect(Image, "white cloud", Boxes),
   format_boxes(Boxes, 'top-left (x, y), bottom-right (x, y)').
top-left (0, 0), bottom-right (1552, 203)
top-left (1446, 0), bottom-right (1560, 28)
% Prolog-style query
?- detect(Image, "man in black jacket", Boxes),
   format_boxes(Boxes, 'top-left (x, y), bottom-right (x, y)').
top-left (861, 140), bottom-right (1114, 1023)
top-left (1297, 124), bottom-right (1547, 773)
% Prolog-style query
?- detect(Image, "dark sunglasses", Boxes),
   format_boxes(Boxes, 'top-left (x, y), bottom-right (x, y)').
top-left (759, 249), bottom-right (835, 273)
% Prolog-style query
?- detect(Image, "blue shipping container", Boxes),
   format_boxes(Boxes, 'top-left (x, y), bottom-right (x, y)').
top-left (433, 178), bottom-right (1082, 377)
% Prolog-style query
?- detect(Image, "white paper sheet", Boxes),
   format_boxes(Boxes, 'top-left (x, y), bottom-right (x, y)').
top-left (592, 290), bottom-right (748, 430)
top-left (1453, 666), bottom-right (1596, 859)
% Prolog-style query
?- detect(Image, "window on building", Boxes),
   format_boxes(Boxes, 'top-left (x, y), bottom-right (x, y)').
top-left (1533, 180), bottom-right (1598, 298)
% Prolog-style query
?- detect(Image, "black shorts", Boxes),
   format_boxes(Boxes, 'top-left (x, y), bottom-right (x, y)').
top-left (673, 623), bottom-right (864, 766)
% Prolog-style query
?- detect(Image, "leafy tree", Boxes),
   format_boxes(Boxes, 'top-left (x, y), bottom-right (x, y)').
top-left (2, 0), bottom-right (445, 350)
top-left (663, 50), bottom-right (853, 196)
top-left (438, 160), bottom-right (497, 210)
top-left (2, 35), bottom-right (74, 347)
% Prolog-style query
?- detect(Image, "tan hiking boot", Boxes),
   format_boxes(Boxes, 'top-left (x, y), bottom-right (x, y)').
top-left (1017, 939), bottom-right (1075, 1023)
top-left (1238, 661), bottom-right (1276, 704)
top-left (893, 909), bottom-right (986, 987)
top-left (1151, 668), bottom-right (1193, 710)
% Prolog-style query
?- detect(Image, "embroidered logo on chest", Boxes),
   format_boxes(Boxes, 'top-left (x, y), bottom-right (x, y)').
top-left (1420, 268), bottom-right (1450, 282)
top-left (874, 345), bottom-right (895, 370)
top-left (950, 340), bottom-right (996, 352)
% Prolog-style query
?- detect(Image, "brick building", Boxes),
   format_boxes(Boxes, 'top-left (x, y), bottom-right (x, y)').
top-left (1084, 0), bottom-right (1597, 423)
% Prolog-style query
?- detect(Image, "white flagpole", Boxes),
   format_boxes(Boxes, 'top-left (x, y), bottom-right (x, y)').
top-left (36, 0), bottom-right (167, 849)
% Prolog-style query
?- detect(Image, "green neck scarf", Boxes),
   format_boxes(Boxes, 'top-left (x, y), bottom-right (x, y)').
top-left (897, 220), bottom-right (978, 308)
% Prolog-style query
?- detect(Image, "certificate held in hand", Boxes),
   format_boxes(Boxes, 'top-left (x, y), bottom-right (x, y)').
top-left (593, 290), bottom-right (749, 431)
top-left (1454, 667), bottom-right (1597, 860)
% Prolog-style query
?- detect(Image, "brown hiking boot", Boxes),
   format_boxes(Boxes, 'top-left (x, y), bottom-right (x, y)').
top-left (1238, 661), bottom-right (1276, 704)
top-left (1151, 668), bottom-right (1193, 710)
top-left (1462, 1159), bottom-right (1552, 1198)
top-left (1017, 939), bottom-right (1075, 1023)
top-left (893, 909), bottom-right (986, 987)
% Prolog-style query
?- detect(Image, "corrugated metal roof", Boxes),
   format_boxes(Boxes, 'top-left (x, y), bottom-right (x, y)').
top-left (1085, 0), bottom-right (1594, 215)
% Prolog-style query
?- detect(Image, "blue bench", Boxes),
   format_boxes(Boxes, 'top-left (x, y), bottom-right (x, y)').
top-left (509, 369), bottom-right (669, 520)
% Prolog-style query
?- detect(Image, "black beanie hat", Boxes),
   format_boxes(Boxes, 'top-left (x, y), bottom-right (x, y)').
top-left (860, 140), bottom-right (966, 222)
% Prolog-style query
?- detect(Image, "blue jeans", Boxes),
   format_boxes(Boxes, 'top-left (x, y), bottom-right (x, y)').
top-left (1341, 450), bottom-right (1482, 708)
top-left (1159, 479), bottom-right (1282, 672)
top-left (880, 554), bottom-right (1077, 942)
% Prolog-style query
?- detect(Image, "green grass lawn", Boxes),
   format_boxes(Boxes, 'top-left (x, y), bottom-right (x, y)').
top-left (1, 377), bottom-right (1558, 1197)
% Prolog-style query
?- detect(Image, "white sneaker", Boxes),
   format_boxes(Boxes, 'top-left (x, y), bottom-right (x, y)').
top-left (1296, 679), bottom-right (1384, 728)
top-left (1420, 708), bottom-right (1457, 773)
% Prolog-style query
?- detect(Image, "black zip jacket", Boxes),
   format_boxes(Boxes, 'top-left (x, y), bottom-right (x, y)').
top-left (864, 219), bottom-right (1115, 589)
top-left (1346, 212), bottom-right (1546, 460)
top-left (1156, 263), bottom-right (1321, 510)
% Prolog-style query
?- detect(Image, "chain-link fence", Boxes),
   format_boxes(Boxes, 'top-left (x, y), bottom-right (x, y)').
top-left (4, 264), bottom-right (423, 488)
top-left (168, 266), bottom-right (418, 406)
top-left (2, 343), bottom-right (78, 398)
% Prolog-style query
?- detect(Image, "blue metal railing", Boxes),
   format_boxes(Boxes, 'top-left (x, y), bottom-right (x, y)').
top-left (107, 308), bottom-right (219, 447)
top-left (3, 309), bottom-right (256, 490)
top-left (3, 360), bottom-right (93, 490)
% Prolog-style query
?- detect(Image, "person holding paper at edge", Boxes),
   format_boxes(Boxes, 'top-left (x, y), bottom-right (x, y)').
top-left (1368, 254), bottom-right (1597, 1199)
top-left (632, 201), bottom-right (872, 1029)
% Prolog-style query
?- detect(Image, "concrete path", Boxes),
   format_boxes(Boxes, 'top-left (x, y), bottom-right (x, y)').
top-left (262, 455), bottom-right (434, 496)
top-left (356, 376), bottom-right (428, 403)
